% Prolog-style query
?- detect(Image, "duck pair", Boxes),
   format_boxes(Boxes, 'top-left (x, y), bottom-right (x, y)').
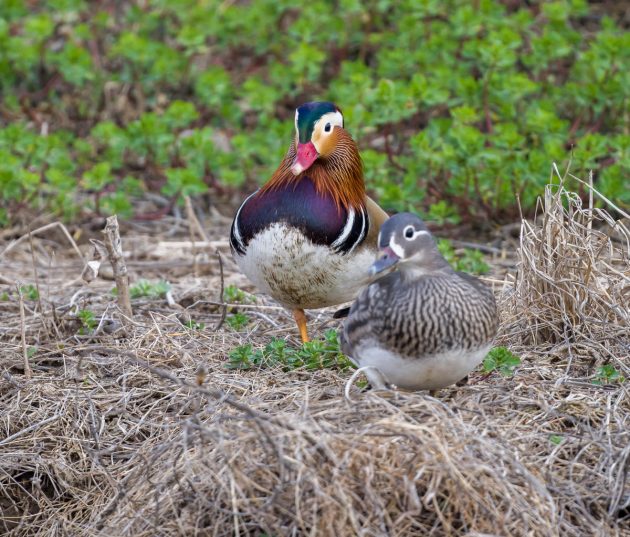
top-left (230, 102), bottom-right (498, 391)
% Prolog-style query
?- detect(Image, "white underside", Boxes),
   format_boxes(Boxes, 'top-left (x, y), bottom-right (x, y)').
top-left (350, 345), bottom-right (492, 391)
top-left (235, 223), bottom-right (376, 309)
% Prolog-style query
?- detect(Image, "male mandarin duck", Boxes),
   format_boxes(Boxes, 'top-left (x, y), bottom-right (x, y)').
top-left (230, 101), bottom-right (388, 342)
top-left (341, 213), bottom-right (498, 391)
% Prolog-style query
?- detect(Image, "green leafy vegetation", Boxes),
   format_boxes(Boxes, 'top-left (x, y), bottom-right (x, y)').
top-left (226, 312), bottom-right (250, 331)
top-left (0, 1), bottom-right (627, 227)
top-left (223, 285), bottom-right (254, 304)
top-left (592, 364), bottom-right (625, 385)
top-left (483, 346), bottom-right (521, 377)
top-left (127, 279), bottom-right (171, 300)
top-left (437, 239), bottom-right (490, 274)
top-left (182, 319), bottom-right (205, 331)
top-left (227, 329), bottom-right (351, 371)
top-left (77, 309), bottom-right (97, 334)
top-left (19, 284), bottom-right (39, 301)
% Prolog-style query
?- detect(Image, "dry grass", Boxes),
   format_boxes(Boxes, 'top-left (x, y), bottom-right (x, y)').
top-left (506, 170), bottom-right (630, 371)
top-left (0, 178), bottom-right (628, 536)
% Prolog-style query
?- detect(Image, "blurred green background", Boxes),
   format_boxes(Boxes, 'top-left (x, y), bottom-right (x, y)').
top-left (0, 0), bottom-right (628, 228)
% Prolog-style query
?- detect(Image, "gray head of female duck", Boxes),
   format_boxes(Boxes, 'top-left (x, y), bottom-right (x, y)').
top-left (369, 213), bottom-right (452, 278)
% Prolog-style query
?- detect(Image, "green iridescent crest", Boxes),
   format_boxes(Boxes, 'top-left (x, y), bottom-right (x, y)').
top-left (296, 102), bottom-right (340, 143)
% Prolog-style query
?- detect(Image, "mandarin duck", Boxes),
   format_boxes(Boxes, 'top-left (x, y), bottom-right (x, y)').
top-left (341, 213), bottom-right (498, 391)
top-left (230, 101), bottom-right (388, 342)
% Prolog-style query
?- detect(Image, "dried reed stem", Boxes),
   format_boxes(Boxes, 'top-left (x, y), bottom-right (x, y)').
top-left (16, 283), bottom-right (32, 379)
top-left (103, 215), bottom-right (133, 320)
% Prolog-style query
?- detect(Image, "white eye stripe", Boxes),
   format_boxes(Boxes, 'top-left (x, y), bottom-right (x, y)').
top-left (312, 111), bottom-right (343, 152)
top-left (316, 111), bottom-right (343, 133)
top-left (294, 110), bottom-right (343, 136)
top-left (403, 225), bottom-right (429, 241)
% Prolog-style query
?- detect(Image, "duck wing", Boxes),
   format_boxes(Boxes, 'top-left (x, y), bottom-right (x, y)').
top-left (340, 271), bottom-right (401, 356)
top-left (364, 196), bottom-right (389, 246)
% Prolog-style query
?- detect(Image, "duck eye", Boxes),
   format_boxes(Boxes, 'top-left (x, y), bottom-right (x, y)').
top-left (404, 226), bottom-right (415, 239)
top-left (324, 123), bottom-right (332, 133)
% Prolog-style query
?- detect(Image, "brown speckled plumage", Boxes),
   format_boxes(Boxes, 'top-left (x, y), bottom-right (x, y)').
top-left (341, 213), bottom-right (498, 390)
top-left (341, 269), bottom-right (498, 359)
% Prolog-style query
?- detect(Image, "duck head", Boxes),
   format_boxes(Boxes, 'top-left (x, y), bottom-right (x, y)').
top-left (261, 101), bottom-right (365, 210)
top-left (370, 213), bottom-right (450, 277)
top-left (291, 101), bottom-right (345, 175)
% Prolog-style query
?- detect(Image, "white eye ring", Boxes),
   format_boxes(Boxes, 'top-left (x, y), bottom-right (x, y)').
top-left (403, 225), bottom-right (415, 240)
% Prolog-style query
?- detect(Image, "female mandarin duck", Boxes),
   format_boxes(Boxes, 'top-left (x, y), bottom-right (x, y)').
top-left (341, 213), bottom-right (498, 392)
top-left (230, 101), bottom-right (388, 342)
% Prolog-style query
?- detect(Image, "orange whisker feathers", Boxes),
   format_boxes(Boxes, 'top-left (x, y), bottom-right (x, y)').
top-left (261, 129), bottom-right (366, 211)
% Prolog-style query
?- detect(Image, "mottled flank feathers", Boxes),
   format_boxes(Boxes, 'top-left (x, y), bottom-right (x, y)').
top-left (341, 270), bottom-right (498, 358)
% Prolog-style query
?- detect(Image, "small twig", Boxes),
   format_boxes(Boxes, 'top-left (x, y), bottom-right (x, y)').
top-left (569, 171), bottom-right (630, 219)
top-left (28, 232), bottom-right (45, 313)
top-left (587, 170), bottom-right (594, 232)
top-left (186, 300), bottom-right (283, 311)
top-left (449, 240), bottom-right (503, 254)
top-left (16, 283), bottom-right (32, 379)
top-left (102, 216), bottom-right (133, 321)
top-left (0, 274), bottom-right (16, 285)
top-left (0, 221), bottom-right (84, 261)
top-left (0, 413), bottom-right (61, 447)
top-left (383, 125), bottom-right (407, 173)
top-left (184, 196), bottom-right (200, 276)
top-left (214, 251), bottom-right (227, 330)
top-left (151, 240), bottom-right (230, 257)
top-left (183, 195), bottom-right (210, 242)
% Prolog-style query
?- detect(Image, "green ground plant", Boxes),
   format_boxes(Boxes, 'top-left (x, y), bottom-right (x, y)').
top-left (483, 346), bottom-right (521, 376)
top-left (77, 309), bottom-right (98, 334)
top-left (226, 312), bottom-right (250, 331)
top-left (123, 279), bottom-right (171, 299)
top-left (593, 364), bottom-right (625, 385)
top-left (19, 284), bottom-right (39, 301)
top-left (223, 285), bottom-right (254, 304)
top-left (182, 319), bottom-right (205, 331)
top-left (437, 239), bottom-right (490, 274)
top-left (0, 1), bottom-right (627, 227)
top-left (227, 329), bottom-right (351, 371)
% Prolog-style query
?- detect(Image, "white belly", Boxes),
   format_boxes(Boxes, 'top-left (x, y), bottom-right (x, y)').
top-left (352, 345), bottom-right (491, 391)
top-left (234, 223), bottom-right (376, 309)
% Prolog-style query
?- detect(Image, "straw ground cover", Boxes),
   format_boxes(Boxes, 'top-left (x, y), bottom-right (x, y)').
top-left (0, 178), bottom-right (628, 536)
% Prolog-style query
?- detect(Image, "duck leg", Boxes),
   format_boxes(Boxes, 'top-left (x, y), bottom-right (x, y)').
top-left (293, 309), bottom-right (310, 343)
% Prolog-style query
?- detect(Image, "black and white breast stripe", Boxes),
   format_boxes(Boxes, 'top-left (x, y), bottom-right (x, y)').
top-left (230, 192), bottom-right (256, 256)
top-left (331, 205), bottom-right (369, 255)
top-left (230, 190), bottom-right (368, 257)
